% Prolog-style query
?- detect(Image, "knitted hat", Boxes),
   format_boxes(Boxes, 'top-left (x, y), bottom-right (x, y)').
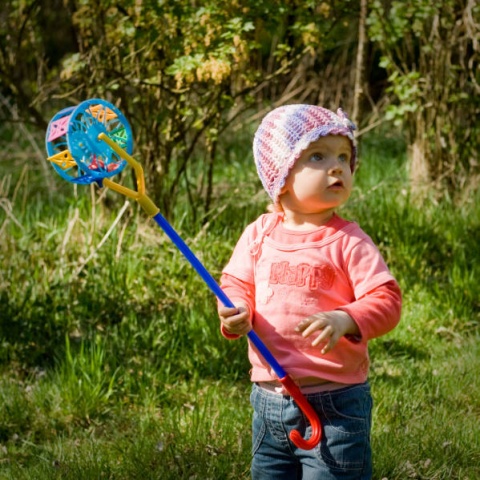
top-left (253, 104), bottom-right (357, 203)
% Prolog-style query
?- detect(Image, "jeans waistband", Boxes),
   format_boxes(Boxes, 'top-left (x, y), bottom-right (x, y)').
top-left (256, 381), bottom-right (349, 395)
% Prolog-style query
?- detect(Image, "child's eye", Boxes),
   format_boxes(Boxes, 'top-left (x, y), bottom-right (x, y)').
top-left (309, 153), bottom-right (324, 162)
top-left (338, 153), bottom-right (350, 163)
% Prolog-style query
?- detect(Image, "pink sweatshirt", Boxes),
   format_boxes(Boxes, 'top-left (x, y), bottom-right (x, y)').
top-left (220, 212), bottom-right (401, 385)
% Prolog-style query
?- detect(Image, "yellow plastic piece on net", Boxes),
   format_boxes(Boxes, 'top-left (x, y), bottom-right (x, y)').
top-left (48, 150), bottom-right (77, 170)
top-left (87, 104), bottom-right (118, 123)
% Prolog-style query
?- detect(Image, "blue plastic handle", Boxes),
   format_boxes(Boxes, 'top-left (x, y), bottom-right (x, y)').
top-left (152, 212), bottom-right (287, 378)
top-left (152, 211), bottom-right (322, 449)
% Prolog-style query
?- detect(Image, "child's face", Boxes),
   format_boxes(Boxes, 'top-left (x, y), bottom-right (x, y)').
top-left (280, 135), bottom-right (353, 215)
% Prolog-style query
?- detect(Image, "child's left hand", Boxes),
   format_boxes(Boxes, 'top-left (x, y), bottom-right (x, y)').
top-left (295, 310), bottom-right (360, 355)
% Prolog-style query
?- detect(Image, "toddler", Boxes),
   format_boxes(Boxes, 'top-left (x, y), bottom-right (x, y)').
top-left (218, 104), bottom-right (401, 479)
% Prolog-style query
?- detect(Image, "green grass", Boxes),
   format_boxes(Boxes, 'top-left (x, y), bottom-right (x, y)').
top-left (0, 372), bottom-right (252, 479)
top-left (0, 126), bottom-right (479, 478)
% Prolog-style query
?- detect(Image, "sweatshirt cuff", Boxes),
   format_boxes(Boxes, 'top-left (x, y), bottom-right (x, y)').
top-left (221, 324), bottom-right (242, 340)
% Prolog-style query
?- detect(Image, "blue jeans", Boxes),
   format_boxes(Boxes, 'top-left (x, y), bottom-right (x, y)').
top-left (250, 382), bottom-right (372, 480)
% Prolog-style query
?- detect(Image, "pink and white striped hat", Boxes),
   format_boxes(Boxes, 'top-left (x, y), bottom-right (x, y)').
top-left (253, 104), bottom-right (357, 203)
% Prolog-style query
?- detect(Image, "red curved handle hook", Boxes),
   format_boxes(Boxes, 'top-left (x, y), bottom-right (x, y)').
top-left (280, 375), bottom-right (322, 449)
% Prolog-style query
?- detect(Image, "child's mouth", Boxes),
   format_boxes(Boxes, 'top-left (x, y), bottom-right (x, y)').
top-left (328, 180), bottom-right (344, 189)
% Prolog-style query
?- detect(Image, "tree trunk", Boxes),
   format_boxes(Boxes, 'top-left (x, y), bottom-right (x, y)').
top-left (408, 115), bottom-right (431, 202)
top-left (352, 0), bottom-right (367, 127)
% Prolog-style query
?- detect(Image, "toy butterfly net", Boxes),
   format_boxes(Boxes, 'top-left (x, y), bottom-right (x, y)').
top-left (45, 98), bottom-right (322, 450)
top-left (46, 99), bottom-right (131, 185)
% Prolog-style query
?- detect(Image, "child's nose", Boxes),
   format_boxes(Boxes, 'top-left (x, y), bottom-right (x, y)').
top-left (328, 159), bottom-right (344, 174)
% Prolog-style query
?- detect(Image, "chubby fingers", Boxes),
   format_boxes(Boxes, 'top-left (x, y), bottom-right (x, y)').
top-left (295, 313), bottom-right (339, 354)
top-left (218, 305), bottom-right (252, 336)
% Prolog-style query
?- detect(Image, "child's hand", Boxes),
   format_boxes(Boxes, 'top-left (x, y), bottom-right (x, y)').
top-left (295, 310), bottom-right (360, 354)
top-left (218, 303), bottom-right (252, 336)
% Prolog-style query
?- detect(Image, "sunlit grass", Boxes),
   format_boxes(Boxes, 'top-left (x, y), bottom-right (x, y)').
top-left (0, 373), bottom-right (252, 479)
top-left (370, 335), bottom-right (480, 479)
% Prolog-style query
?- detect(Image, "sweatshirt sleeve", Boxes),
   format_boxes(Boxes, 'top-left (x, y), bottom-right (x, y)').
top-left (337, 280), bottom-right (402, 341)
top-left (218, 218), bottom-right (260, 339)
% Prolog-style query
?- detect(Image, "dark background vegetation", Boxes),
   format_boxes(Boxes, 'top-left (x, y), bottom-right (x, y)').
top-left (1, 0), bottom-right (478, 214)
